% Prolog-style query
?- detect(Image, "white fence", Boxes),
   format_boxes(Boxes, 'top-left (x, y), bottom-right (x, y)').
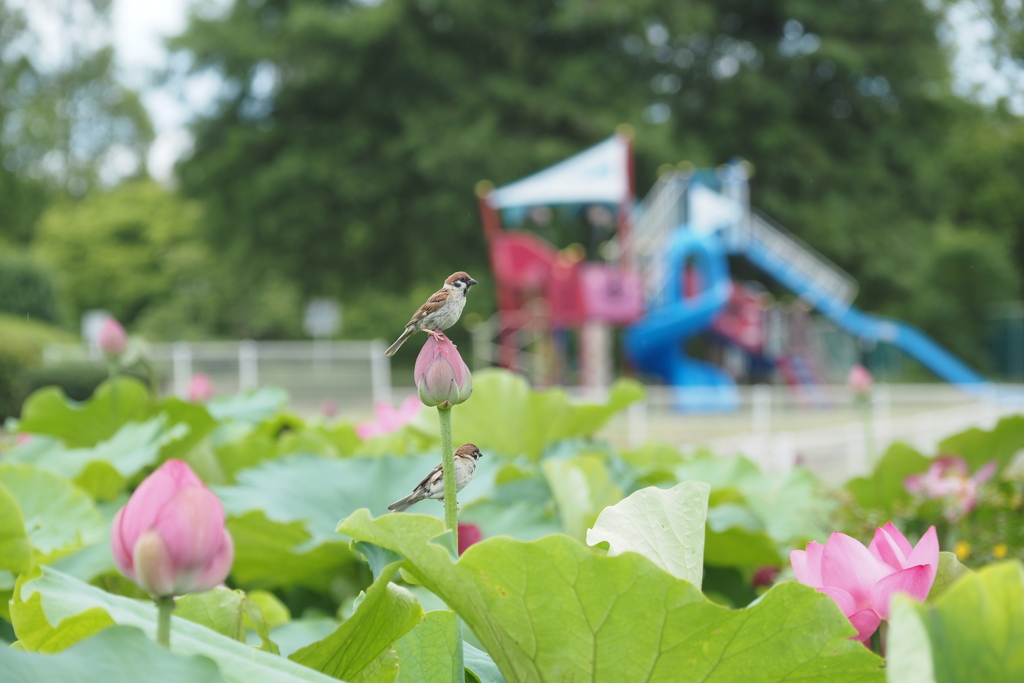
top-left (598, 383), bottom-right (1024, 484)
top-left (45, 340), bottom-right (392, 417)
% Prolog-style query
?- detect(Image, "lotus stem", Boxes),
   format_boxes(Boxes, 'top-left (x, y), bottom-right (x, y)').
top-left (437, 406), bottom-right (459, 549)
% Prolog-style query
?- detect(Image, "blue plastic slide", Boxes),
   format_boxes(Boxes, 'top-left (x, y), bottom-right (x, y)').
top-left (624, 229), bottom-right (740, 411)
top-left (740, 236), bottom-right (989, 391)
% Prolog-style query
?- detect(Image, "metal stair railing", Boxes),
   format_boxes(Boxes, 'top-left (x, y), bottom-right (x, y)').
top-left (626, 173), bottom-right (687, 307)
top-left (742, 211), bottom-right (858, 310)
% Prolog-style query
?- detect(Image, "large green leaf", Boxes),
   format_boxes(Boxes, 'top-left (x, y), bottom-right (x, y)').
top-left (290, 561), bottom-right (423, 681)
top-left (586, 481), bottom-right (709, 587)
top-left (175, 588), bottom-right (248, 642)
top-left (926, 551), bottom-right (971, 601)
top-left (887, 562), bottom-right (1024, 683)
top-left (0, 464), bottom-right (105, 564)
top-left (0, 483), bottom-right (32, 575)
top-left (17, 377), bottom-right (153, 447)
top-left (463, 641), bottom-right (505, 683)
top-left (0, 625), bottom-right (227, 683)
top-left (451, 370), bottom-right (644, 460)
top-left (937, 415), bottom-right (1024, 474)
top-left (845, 443), bottom-right (930, 512)
top-left (215, 453), bottom-right (492, 589)
top-left (339, 511), bottom-right (884, 683)
top-left (542, 454), bottom-right (621, 541)
top-left (158, 397), bottom-right (219, 461)
top-left (393, 610), bottom-right (463, 683)
top-left (225, 510), bottom-right (358, 591)
top-left (11, 567), bottom-right (338, 683)
top-left (207, 387), bottom-right (290, 423)
top-left (7, 416), bottom-right (189, 500)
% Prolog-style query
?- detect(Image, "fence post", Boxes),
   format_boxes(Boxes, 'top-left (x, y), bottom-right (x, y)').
top-left (239, 340), bottom-right (258, 391)
top-left (370, 340), bottom-right (392, 406)
top-left (173, 342), bottom-right (193, 399)
top-left (627, 398), bottom-right (648, 448)
top-left (752, 383), bottom-right (772, 435)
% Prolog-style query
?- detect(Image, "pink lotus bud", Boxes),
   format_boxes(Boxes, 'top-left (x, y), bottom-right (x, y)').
top-left (414, 334), bottom-right (472, 409)
top-left (187, 373), bottom-right (215, 402)
top-left (321, 398), bottom-right (339, 418)
top-left (97, 317), bottom-right (127, 357)
top-left (790, 523), bottom-right (937, 642)
top-left (847, 364), bottom-right (873, 394)
top-left (458, 522), bottom-right (483, 556)
top-left (111, 460), bottom-right (234, 597)
top-left (752, 566), bottom-right (780, 587)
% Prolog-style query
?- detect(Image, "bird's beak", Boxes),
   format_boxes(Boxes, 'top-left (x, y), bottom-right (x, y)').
top-left (467, 278), bottom-right (478, 287)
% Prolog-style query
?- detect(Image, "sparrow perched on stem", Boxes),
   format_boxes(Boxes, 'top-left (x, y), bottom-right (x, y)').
top-left (385, 272), bottom-right (478, 356)
top-left (388, 443), bottom-right (482, 512)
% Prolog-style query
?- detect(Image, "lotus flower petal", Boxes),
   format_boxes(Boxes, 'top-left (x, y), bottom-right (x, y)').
top-left (820, 532), bottom-right (891, 610)
top-left (870, 565), bottom-right (932, 620)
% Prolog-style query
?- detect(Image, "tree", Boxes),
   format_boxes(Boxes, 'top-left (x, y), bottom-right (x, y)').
top-left (171, 0), bottom-right (1024, 363)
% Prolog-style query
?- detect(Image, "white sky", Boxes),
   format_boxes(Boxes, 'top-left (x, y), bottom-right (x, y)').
top-left (14, 0), bottom-right (1024, 183)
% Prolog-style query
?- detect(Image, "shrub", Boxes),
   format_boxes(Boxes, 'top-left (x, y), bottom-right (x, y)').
top-left (0, 253), bottom-right (61, 323)
top-left (0, 313), bottom-right (74, 419)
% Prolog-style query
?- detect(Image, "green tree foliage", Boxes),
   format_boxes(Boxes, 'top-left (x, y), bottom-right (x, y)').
top-left (169, 0), bottom-right (1024, 364)
top-left (32, 181), bottom-right (304, 339)
top-left (0, 252), bottom-right (61, 323)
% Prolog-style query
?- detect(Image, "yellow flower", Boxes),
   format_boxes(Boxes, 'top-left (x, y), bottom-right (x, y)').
top-left (954, 540), bottom-right (971, 560)
top-left (993, 543), bottom-right (1008, 560)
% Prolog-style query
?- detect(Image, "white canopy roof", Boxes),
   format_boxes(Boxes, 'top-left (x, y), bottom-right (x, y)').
top-left (489, 135), bottom-right (630, 209)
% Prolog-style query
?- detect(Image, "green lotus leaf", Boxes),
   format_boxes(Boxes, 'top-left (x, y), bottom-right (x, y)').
top-left (290, 561), bottom-right (423, 682)
top-left (11, 567), bottom-right (338, 683)
top-left (451, 370), bottom-right (644, 460)
top-left (17, 377), bottom-right (153, 448)
top-left (887, 561), bottom-right (1024, 683)
top-left (339, 510), bottom-right (884, 682)
top-left (0, 464), bottom-right (105, 565)
top-left (586, 481), bottom-right (709, 586)
top-left (0, 625), bottom-right (226, 683)
top-left (393, 610), bottom-right (463, 683)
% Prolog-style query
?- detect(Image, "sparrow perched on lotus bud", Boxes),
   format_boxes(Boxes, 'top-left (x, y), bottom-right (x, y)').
top-left (388, 443), bottom-right (482, 512)
top-left (385, 272), bottom-right (478, 356)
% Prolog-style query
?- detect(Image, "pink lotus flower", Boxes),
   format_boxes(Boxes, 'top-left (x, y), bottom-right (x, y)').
top-left (905, 455), bottom-right (996, 520)
top-left (187, 373), bottom-right (215, 402)
top-left (415, 334), bottom-right (472, 409)
top-left (356, 395), bottom-right (423, 440)
top-left (97, 317), bottom-right (127, 357)
top-left (791, 523), bottom-right (938, 642)
top-left (458, 522), bottom-right (482, 556)
top-left (847, 364), bottom-right (873, 394)
top-left (111, 460), bottom-right (233, 597)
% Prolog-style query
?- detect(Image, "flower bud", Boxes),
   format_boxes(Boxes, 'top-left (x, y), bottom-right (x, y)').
top-left (414, 334), bottom-right (472, 409)
top-left (458, 522), bottom-right (483, 556)
top-left (97, 317), bottom-right (127, 358)
top-left (187, 373), bottom-right (215, 402)
top-left (847, 364), bottom-right (873, 394)
top-left (111, 460), bottom-right (233, 597)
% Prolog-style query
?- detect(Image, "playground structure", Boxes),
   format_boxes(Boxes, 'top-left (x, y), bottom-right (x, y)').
top-left (475, 131), bottom-right (989, 410)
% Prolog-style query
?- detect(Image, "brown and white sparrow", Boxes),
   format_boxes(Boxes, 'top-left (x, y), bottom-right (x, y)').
top-left (385, 271), bottom-right (478, 356)
top-left (388, 443), bottom-right (482, 512)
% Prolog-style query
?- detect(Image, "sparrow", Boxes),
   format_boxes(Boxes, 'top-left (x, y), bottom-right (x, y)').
top-left (388, 443), bottom-right (483, 512)
top-left (385, 271), bottom-right (478, 356)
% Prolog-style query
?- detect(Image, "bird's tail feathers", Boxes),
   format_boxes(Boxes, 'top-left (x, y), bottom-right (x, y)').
top-left (385, 328), bottom-right (416, 357)
top-left (388, 493), bottom-right (421, 513)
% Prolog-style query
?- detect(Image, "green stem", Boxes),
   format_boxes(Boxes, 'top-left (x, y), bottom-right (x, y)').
top-left (156, 596), bottom-right (174, 649)
top-left (108, 360), bottom-right (119, 428)
top-left (437, 407), bottom-right (459, 549)
top-left (861, 397), bottom-right (874, 467)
